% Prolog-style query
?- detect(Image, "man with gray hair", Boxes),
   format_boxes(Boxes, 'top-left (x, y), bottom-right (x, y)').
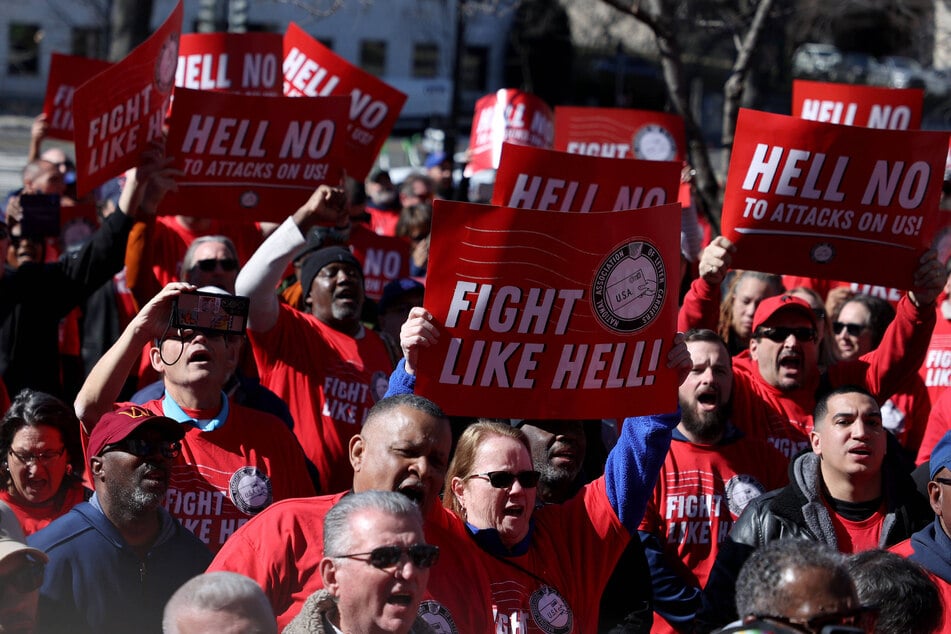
top-left (284, 490), bottom-right (437, 634)
top-left (163, 571), bottom-right (277, 634)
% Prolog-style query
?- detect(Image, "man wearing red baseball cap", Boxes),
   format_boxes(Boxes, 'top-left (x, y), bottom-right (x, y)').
top-left (27, 405), bottom-right (210, 634)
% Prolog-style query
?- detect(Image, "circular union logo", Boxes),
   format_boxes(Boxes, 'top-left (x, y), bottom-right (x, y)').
top-left (592, 241), bottom-right (666, 334)
top-left (810, 242), bottom-right (836, 264)
top-left (417, 601), bottom-right (459, 634)
top-left (529, 586), bottom-right (573, 634)
top-left (239, 190), bottom-right (260, 208)
top-left (229, 466), bottom-right (273, 515)
top-left (633, 124), bottom-right (677, 161)
top-left (725, 473), bottom-right (766, 517)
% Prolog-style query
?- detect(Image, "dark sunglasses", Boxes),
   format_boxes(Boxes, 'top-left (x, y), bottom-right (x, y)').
top-left (466, 470), bottom-right (541, 489)
top-left (164, 328), bottom-right (229, 343)
top-left (754, 326), bottom-right (817, 343)
top-left (101, 437), bottom-right (181, 460)
top-left (335, 544), bottom-right (439, 570)
top-left (832, 322), bottom-right (867, 337)
top-left (193, 258), bottom-right (238, 273)
top-left (0, 560), bottom-right (45, 594)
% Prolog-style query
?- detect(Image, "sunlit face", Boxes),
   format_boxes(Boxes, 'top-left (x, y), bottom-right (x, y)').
top-left (321, 509), bottom-right (429, 634)
top-left (929, 466), bottom-right (951, 538)
top-left (185, 241), bottom-right (238, 294)
top-left (678, 340), bottom-right (733, 441)
top-left (307, 262), bottom-right (365, 333)
top-left (769, 565), bottom-right (859, 634)
top-left (6, 223), bottom-right (43, 269)
top-left (749, 312), bottom-right (819, 392)
top-left (25, 163), bottom-right (64, 196)
top-left (732, 277), bottom-right (779, 339)
top-left (351, 407), bottom-right (452, 517)
top-left (91, 426), bottom-right (177, 515)
top-left (6, 425), bottom-right (68, 507)
top-left (151, 329), bottom-right (240, 393)
top-left (833, 301), bottom-right (873, 362)
top-left (810, 392), bottom-right (885, 480)
top-left (451, 435), bottom-right (536, 548)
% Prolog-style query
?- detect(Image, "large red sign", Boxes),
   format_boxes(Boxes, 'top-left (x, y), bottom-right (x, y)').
top-left (792, 79), bottom-right (924, 129)
top-left (176, 32), bottom-right (283, 96)
top-left (349, 224), bottom-right (411, 301)
top-left (162, 87), bottom-right (347, 221)
top-left (553, 106), bottom-right (687, 163)
top-left (492, 142), bottom-right (681, 212)
top-left (72, 1), bottom-right (183, 196)
top-left (466, 89), bottom-right (554, 176)
top-left (282, 22), bottom-right (406, 181)
top-left (42, 53), bottom-right (112, 141)
top-left (416, 200), bottom-right (681, 419)
top-left (722, 108), bottom-right (948, 289)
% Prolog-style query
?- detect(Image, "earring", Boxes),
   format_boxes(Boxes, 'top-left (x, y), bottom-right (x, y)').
top-left (65, 464), bottom-right (73, 476)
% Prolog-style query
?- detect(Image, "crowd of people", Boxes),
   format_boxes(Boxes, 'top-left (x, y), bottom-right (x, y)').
top-left (0, 109), bottom-right (950, 634)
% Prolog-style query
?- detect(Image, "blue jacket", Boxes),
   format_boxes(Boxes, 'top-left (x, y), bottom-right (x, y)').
top-left (28, 495), bottom-right (212, 634)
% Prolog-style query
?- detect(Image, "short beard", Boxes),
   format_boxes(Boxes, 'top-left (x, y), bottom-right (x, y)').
top-left (331, 300), bottom-right (362, 323)
top-left (680, 397), bottom-right (732, 444)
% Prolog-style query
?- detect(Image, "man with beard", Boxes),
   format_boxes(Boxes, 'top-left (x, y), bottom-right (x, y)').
top-left (28, 405), bottom-right (211, 634)
top-left (208, 394), bottom-right (494, 634)
top-left (237, 185), bottom-right (393, 494)
top-left (637, 329), bottom-right (788, 633)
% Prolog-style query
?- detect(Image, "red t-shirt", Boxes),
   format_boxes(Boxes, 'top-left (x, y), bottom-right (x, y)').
top-left (920, 300), bottom-right (951, 410)
top-left (890, 538), bottom-right (951, 634)
top-left (829, 503), bottom-right (885, 554)
top-left (0, 480), bottom-right (88, 535)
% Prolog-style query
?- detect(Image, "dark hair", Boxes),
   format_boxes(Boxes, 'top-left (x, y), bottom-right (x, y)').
top-left (684, 328), bottom-right (729, 347)
top-left (395, 202), bottom-right (433, 239)
top-left (0, 389), bottom-right (85, 488)
top-left (365, 393), bottom-right (446, 427)
top-left (813, 384), bottom-right (875, 427)
top-left (839, 294), bottom-right (895, 349)
top-left (847, 549), bottom-right (942, 634)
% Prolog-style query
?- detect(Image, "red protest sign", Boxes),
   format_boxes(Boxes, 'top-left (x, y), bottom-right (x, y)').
top-left (72, 1), bottom-right (183, 197)
top-left (176, 32), bottom-right (283, 96)
top-left (722, 108), bottom-right (948, 289)
top-left (792, 79), bottom-right (923, 129)
top-left (350, 224), bottom-right (411, 301)
top-left (492, 142), bottom-right (681, 212)
top-left (416, 200), bottom-right (681, 419)
top-left (282, 22), bottom-right (406, 181)
top-left (42, 53), bottom-right (112, 141)
top-left (162, 87), bottom-right (347, 221)
top-left (466, 89), bottom-right (554, 176)
top-left (553, 106), bottom-right (687, 163)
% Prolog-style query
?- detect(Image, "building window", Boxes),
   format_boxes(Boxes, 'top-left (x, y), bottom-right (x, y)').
top-left (413, 43), bottom-right (439, 78)
top-left (360, 40), bottom-right (386, 76)
top-left (461, 45), bottom-right (489, 92)
top-left (8, 23), bottom-right (41, 75)
top-left (72, 27), bottom-right (104, 59)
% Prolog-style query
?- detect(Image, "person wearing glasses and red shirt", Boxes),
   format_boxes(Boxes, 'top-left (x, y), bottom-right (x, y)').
top-left (686, 237), bottom-right (946, 461)
top-left (27, 405), bottom-right (211, 634)
top-left (284, 490), bottom-right (438, 634)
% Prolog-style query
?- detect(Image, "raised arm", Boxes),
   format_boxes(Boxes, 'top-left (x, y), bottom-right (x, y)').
top-left (678, 236), bottom-right (735, 332)
top-left (235, 185), bottom-right (348, 333)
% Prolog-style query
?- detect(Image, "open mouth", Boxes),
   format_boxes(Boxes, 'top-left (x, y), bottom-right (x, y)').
top-left (398, 483), bottom-right (425, 506)
top-left (187, 349), bottom-right (212, 363)
top-left (387, 592), bottom-right (414, 606)
top-left (779, 355), bottom-right (802, 371)
top-left (697, 390), bottom-right (718, 408)
top-left (504, 505), bottom-right (524, 517)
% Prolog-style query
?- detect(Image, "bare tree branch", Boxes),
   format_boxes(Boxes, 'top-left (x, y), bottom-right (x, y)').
top-left (720, 0), bottom-right (775, 150)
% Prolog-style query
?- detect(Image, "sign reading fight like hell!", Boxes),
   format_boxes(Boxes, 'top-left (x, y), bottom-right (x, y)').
top-left (176, 32), bottom-right (284, 96)
top-left (553, 106), bottom-right (687, 163)
top-left (792, 79), bottom-right (923, 129)
top-left (72, 0), bottom-right (183, 196)
top-left (42, 53), bottom-right (112, 141)
top-left (162, 87), bottom-right (347, 221)
top-left (282, 22), bottom-right (407, 181)
top-left (492, 142), bottom-right (681, 212)
top-left (466, 89), bottom-right (554, 177)
top-left (416, 200), bottom-right (680, 420)
top-left (722, 108), bottom-right (948, 289)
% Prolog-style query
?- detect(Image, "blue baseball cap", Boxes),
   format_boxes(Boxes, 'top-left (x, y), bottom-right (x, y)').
top-left (930, 430), bottom-right (951, 479)
top-left (424, 152), bottom-right (448, 169)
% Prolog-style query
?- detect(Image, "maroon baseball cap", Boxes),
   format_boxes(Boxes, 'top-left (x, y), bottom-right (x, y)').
top-left (87, 405), bottom-right (185, 459)
top-left (751, 294), bottom-right (818, 334)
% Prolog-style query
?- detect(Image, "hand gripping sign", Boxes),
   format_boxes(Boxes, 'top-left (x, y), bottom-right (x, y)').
top-left (415, 200), bottom-right (681, 420)
top-left (72, 0), bottom-right (183, 197)
top-left (553, 106), bottom-right (687, 163)
top-left (722, 108), bottom-right (948, 289)
top-left (282, 22), bottom-right (407, 181)
top-left (492, 142), bottom-right (681, 212)
top-left (42, 53), bottom-right (112, 141)
top-left (792, 79), bottom-right (923, 130)
top-left (162, 87), bottom-right (347, 221)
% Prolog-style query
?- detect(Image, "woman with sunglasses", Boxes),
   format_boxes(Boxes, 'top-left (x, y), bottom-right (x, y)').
top-left (390, 308), bottom-right (692, 633)
top-left (0, 389), bottom-right (88, 535)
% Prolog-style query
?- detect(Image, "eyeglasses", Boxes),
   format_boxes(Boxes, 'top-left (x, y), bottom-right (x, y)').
top-left (752, 605), bottom-right (873, 633)
top-left (754, 326), bottom-right (817, 343)
top-left (333, 544), bottom-right (440, 570)
top-left (100, 438), bottom-right (181, 460)
top-left (8, 447), bottom-right (66, 467)
top-left (0, 560), bottom-right (45, 594)
top-left (193, 258), bottom-right (238, 273)
top-left (165, 328), bottom-right (227, 342)
top-left (466, 470), bottom-right (541, 489)
top-left (832, 322), bottom-right (867, 337)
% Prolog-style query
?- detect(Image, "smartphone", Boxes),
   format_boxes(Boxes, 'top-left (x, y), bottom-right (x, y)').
top-left (19, 194), bottom-right (62, 238)
top-left (171, 290), bottom-right (250, 336)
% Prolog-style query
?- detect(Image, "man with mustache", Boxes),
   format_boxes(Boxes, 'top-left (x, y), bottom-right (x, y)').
top-left (636, 329), bottom-right (788, 633)
top-left (236, 185), bottom-right (394, 494)
top-left (28, 406), bottom-right (212, 634)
